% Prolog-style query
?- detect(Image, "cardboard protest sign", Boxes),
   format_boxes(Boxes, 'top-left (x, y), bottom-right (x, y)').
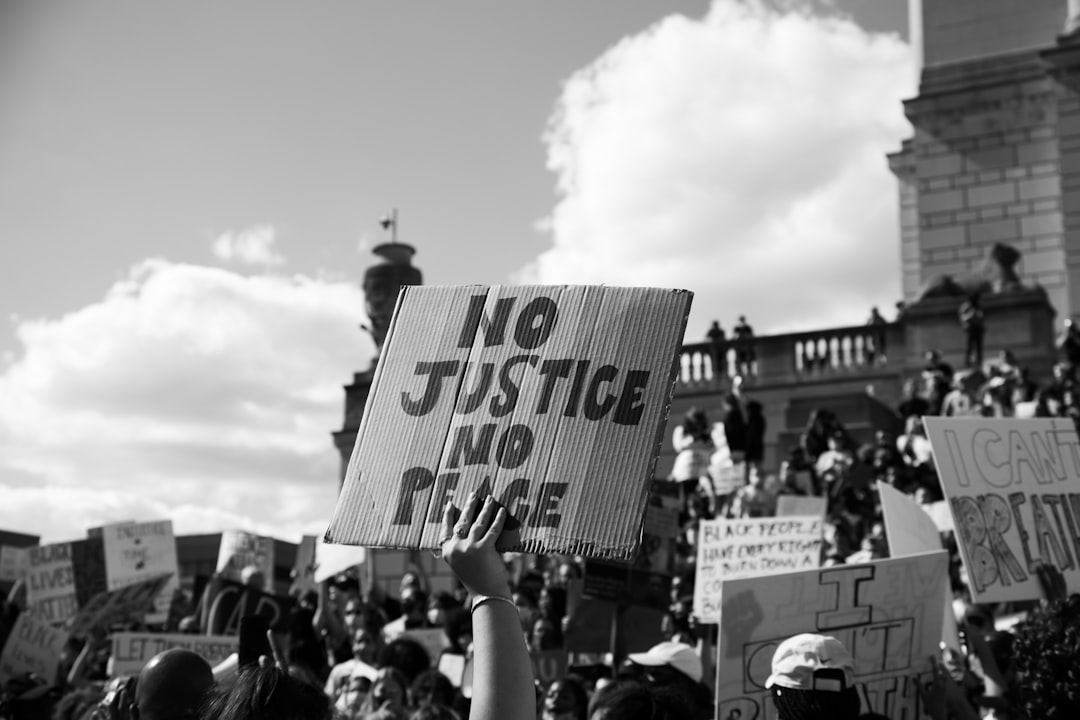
top-left (0, 612), bottom-right (69, 684)
top-left (291, 536), bottom-right (317, 595)
top-left (693, 516), bottom-right (822, 623)
top-left (71, 537), bottom-right (108, 608)
top-left (0, 546), bottom-right (28, 584)
top-left (110, 632), bottom-right (238, 678)
top-left (326, 285), bottom-right (692, 559)
top-left (716, 551), bottom-right (948, 720)
top-left (25, 542), bottom-right (79, 625)
top-left (216, 531), bottom-right (275, 592)
top-left (584, 504), bottom-right (680, 610)
top-left (776, 495), bottom-right (827, 518)
top-left (200, 576), bottom-right (295, 635)
top-left (366, 549), bottom-right (460, 598)
top-left (101, 520), bottom-right (179, 624)
top-left (69, 573), bottom-right (172, 637)
top-left (925, 417), bottom-right (1080, 603)
top-left (878, 482), bottom-right (961, 653)
top-left (313, 537), bottom-right (367, 584)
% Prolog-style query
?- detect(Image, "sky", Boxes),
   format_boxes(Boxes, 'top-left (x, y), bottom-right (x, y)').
top-left (0, 0), bottom-right (912, 543)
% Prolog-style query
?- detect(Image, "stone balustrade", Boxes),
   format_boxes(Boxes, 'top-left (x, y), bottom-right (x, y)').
top-left (676, 323), bottom-right (905, 391)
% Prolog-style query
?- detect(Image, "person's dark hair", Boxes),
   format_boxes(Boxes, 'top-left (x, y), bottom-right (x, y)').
top-left (517, 571), bottom-right (545, 596)
top-left (202, 665), bottom-right (330, 720)
top-left (402, 587), bottom-right (429, 616)
top-left (587, 679), bottom-right (693, 720)
top-left (408, 705), bottom-right (458, 720)
top-left (410, 669), bottom-right (458, 709)
top-left (136, 648), bottom-right (214, 720)
top-left (771, 686), bottom-right (861, 720)
top-left (441, 607), bottom-right (473, 654)
top-left (1012, 594), bottom-right (1080, 720)
top-left (379, 637), bottom-right (432, 684)
top-left (546, 674), bottom-right (588, 720)
top-left (681, 407), bottom-right (711, 443)
top-left (429, 591), bottom-right (460, 613)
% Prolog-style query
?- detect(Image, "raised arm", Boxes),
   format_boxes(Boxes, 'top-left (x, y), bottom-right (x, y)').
top-left (441, 492), bottom-right (535, 720)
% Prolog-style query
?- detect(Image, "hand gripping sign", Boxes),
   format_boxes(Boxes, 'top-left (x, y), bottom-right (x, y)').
top-left (326, 285), bottom-right (692, 560)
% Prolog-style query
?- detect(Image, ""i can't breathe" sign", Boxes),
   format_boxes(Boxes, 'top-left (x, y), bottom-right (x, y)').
top-left (326, 285), bottom-right (692, 560)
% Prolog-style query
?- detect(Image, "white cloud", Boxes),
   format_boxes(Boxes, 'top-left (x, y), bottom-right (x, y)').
top-left (0, 259), bottom-right (372, 543)
top-left (212, 224), bottom-right (286, 266)
top-left (524, 0), bottom-right (916, 340)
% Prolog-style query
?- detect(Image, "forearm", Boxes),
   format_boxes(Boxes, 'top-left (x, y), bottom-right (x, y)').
top-left (470, 600), bottom-right (535, 720)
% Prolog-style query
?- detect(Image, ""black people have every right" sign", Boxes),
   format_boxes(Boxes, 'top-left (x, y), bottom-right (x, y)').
top-left (326, 285), bottom-right (692, 560)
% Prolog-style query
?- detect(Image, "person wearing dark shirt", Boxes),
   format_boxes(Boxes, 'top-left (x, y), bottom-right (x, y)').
top-left (897, 378), bottom-right (930, 420)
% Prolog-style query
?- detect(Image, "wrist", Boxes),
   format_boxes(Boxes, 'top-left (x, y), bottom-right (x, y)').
top-left (471, 594), bottom-right (517, 614)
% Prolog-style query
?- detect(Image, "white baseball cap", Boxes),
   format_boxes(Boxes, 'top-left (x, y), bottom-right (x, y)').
top-left (627, 641), bottom-right (703, 683)
top-left (765, 634), bottom-right (855, 691)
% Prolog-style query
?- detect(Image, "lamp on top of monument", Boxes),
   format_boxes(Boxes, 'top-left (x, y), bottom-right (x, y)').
top-left (362, 208), bottom-right (423, 366)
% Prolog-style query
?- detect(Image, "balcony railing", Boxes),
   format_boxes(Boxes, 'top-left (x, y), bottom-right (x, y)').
top-left (676, 323), bottom-right (903, 391)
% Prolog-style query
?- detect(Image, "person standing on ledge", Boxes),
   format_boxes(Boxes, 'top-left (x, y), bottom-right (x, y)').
top-left (733, 316), bottom-right (755, 376)
top-left (959, 293), bottom-right (985, 368)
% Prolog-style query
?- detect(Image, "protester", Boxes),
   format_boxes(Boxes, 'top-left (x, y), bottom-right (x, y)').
top-left (625, 641), bottom-right (712, 719)
top-left (765, 634), bottom-right (860, 720)
top-left (136, 648), bottom-right (216, 720)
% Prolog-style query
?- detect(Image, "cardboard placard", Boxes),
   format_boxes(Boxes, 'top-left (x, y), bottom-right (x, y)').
top-left (101, 520), bottom-right (179, 624)
top-left (291, 535), bottom-right (318, 595)
top-left (924, 417), bottom-right (1080, 604)
top-left (693, 516), bottom-right (822, 623)
top-left (69, 573), bottom-right (172, 637)
top-left (0, 546), bottom-right (28, 584)
top-left (0, 612), bottom-right (69, 684)
top-left (110, 632), bottom-right (238, 678)
top-left (326, 285), bottom-right (692, 559)
top-left (716, 551), bottom-right (948, 720)
top-left (878, 482), bottom-right (960, 653)
top-left (199, 576), bottom-right (295, 635)
top-left (775, 495), bottom-right (827, 518)
top-left (313, 537), bottom-right (367, 584)
top-left (25, 542), bottom-right (79, 626)
top-left (216, 531), bottom-right (275, 592)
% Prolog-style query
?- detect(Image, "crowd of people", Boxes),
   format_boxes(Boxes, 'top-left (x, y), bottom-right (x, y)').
top-left (4, 332), bottom-right (1080, 720)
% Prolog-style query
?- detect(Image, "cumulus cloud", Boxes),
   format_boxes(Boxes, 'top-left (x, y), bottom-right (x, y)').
top-left (212, 225), bottom-right (286, 266)
top-left (523, 0), bottom-right (915, 340)
top-left (0, 260), bottom-right (372, 543)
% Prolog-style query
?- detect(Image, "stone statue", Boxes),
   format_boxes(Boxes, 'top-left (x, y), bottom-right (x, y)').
top-left (362, 243), bottom-right (422, 359)
top-left (915, 242), bottom-right (1024, 302)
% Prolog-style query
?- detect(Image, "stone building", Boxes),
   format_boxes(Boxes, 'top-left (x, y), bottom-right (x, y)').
top-left (892, 0), bottom-right (1080, 320)
top-left (335, 2), bottom-right (1068, 484)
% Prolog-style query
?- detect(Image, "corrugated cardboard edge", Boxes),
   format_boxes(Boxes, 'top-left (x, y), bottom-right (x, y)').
top-left (323, 284), bottom-right (460, 546)
top-left (325, 285), bottom-right (694, 563)
top-left (598, 287), bottom-right (693, 562)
